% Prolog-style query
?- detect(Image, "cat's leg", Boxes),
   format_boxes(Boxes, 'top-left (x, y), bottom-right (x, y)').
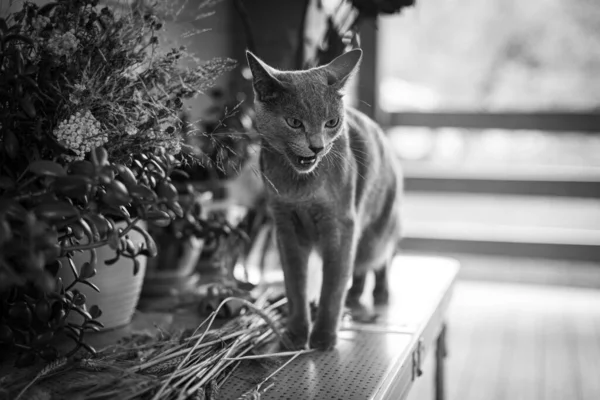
top-left (346, 273), bottom-right (366, 307)
top-left (345, 271), bottom-right (380, 323)
top-left (275, 220), bottom-right (312, 350)
top-left (373, 262), bottom-right (390, 305)
top-left (310, 218), bottom-right (355, 351)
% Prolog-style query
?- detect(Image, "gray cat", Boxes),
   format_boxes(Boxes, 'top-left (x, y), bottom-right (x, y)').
top-left (247, 49), bottom-right (403, 350)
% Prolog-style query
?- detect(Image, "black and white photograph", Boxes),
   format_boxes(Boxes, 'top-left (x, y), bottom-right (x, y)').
top-left (0, 0), bottom-right (598, 399)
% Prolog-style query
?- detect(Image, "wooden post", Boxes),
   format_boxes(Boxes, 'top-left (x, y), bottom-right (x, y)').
top-left (356, 17), bottom-right (378, 120)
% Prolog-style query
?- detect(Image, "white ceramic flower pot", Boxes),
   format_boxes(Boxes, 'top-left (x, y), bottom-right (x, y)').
top-left (141, 236), bottom-right (204, 297)
top-left (59, 221), bottom-right (147, 330)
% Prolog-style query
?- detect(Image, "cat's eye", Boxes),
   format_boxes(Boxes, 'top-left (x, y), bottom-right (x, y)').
top-left (325, 118), bottom-right (339, 128)
top-left (285, 117), bottom-right (303, 129)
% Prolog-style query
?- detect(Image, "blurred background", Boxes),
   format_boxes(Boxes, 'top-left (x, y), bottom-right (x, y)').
top-left (374, 2), bottom-right (600, 399)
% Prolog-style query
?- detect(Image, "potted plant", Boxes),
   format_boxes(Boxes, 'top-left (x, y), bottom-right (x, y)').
top-left (0, 0), bottom-right (234, 366)
top-left (142, 85), bottom-right (258, 297)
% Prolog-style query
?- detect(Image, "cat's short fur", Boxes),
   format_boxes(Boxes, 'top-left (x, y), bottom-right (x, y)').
top-left (247, 49), bottom-right (403, 350)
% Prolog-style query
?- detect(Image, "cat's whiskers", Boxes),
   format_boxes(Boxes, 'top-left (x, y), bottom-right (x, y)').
top-left (327, 149), bottom-right (350, 176)
top-left (340, 149), bottom-right (366, 180)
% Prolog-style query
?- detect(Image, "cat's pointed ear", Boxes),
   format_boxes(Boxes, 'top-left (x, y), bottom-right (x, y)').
top-left (323, 49), bottom-right (363, 90)
top-left (246, 51), bottom-right (285, 102)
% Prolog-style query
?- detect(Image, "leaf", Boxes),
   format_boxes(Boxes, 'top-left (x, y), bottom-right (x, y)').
top-left (0, 324), bottom-right (14, 344)
top-left (19, 95), bottom-right (36, 118)
top-left (167, 201), bottom-right (184, 218)
top-left (33, 331), bottom-right (55, 346)
top-left (72, 305), bottom-right (93, 321)
top-left (24, 64), bottom-right (38, 75)
top-left (78, 279), bottom-right (100, 293)
top-left (3, 129), bottom-right (19, 159)
top-left (8, 301), bottom-right (32, 324)
top-left (146, 210), bottom-right (171, 227)
top-left (79, 262), bottom-right (96, 279)
top-left (39, 3), bottom-right (59, 16)
top-left (67, 257), bottom-right (79, 280)
top-left (89, 305), bottom-right (102, 319)
top-left (34, 201), bottom-right (80, 221)
top-left (68, 221), bottom-right (84, 240)
top-left (125, 238), bottom-right (136, 254)
top-left (68, 160), bottom-right (96, 178)
top-left (170, 169), bottom-right (190, 180)
top-left (54, 175), bottom-right (92, 197)
top-left (84, 320), bottom-right (104, 331)
top-left (0, 219), bottom-right (12, 244)
top-left (14, 51), bottom-right (24, 75)
top-left (29, 160), bottom-right (67, 177)
top-left (46, 259), bottom-right (62, 277)
top-left (84, 214), bottom-right (110, 239)
top-left (91, 147), bottom-right (109, 167)
top-left (89, 247), bottom-right (98, 269)
top-left (84, 324), bottom-right (102, 333)
top-left (104, 253), bottom-right (120, 266)
top-left (78, 218), bottom-right (98, 242)
top-left (98, 165), bottom-right (115, 184)
top-left (39, 346), bottom-right (58, 362)
top-left (35, 299), bottom-right (51, 323)
top-left (156, 180), bottom-right (179, 201)
top-left (0, 175), bottom-right (15, 190)
top-left (73, 292), bottom-right (86, 306)
top-left (115, 164), bottom-right (137, 187)
top-left (128, 184), bottom-right (157, 203)
top-left (80, 341), bottom-right (97, 356)
top-left (131, 224), bottom-right (158, 257)
top-left (107, 228), bottom-right (120, 250)
top-left (102, 181), bottom-right (131, 206)
top-left (133, 257), bottom-right (140, 275)
top-left (0, 199), bottom-right (28, 221)
top-left (4, 34), bottom-right (34, 46)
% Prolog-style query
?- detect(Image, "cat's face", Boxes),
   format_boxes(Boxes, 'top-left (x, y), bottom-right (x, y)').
top-left (247, 50), bottom-right (362, 174)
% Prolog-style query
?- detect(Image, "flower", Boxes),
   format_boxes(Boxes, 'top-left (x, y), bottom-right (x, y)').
top-left (32, 15), bottom-right (51, 32)
top-left (53, 110), bottom-right (108, 160)
top-left (125, 125), bottom-right (138, 136)
top-left (46, 30), bottom-right (80, 59)
top-left (69, 84), bottom-right (87, 105)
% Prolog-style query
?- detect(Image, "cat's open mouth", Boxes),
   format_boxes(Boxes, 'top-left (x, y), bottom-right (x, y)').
top-left (297, 155), bottom-right (317, 166)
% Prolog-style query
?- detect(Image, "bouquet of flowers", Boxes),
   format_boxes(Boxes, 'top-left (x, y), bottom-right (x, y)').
top-left (0, 0), bottom-right (235, 167)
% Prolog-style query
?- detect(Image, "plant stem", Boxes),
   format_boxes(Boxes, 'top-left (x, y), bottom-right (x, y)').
top-left (129, 329), bottom-right (250, 372)
top-left (61, 217), bottom-right (141, 253)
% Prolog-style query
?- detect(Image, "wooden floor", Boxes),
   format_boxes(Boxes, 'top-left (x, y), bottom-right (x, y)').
top-left (407, 280), bottom-right (600, 400)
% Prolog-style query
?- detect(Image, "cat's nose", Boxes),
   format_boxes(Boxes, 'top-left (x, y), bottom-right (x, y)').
top-left (309, 145), bottom-right (324, 155)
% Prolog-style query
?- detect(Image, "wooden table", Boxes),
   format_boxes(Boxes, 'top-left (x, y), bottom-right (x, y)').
top-left (219, 255), bottom-right (460, 400)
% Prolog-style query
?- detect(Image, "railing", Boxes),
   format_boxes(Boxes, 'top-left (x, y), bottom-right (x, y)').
top-left (383, 111), bottom-right (600, 262)
top-left (353, 19), bottom-right (600, 262)
top-left (380, 111), bottom-right (600, 133)
top-left (382, 111), bottom-right (600, 199)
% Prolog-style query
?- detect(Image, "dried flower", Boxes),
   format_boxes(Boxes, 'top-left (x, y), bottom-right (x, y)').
top-left (32, 16), bottom-right (50, 32)
top-left (46, 30), bottom-right (80, 58)
top-left (125, 125), bottom-right (138, 136)
top-left (53, 110), bottom-right (108, 160)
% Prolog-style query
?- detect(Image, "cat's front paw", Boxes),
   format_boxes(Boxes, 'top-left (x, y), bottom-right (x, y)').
top-left (283, 321), bottom-right (310, 350)
top-left (373, 287), bottom-right (390, 306)
top-left (309, 329), bottom-right (337, 351)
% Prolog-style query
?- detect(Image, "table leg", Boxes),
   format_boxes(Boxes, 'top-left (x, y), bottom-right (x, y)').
top-left (435, 323), bottom-right (447, 400)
